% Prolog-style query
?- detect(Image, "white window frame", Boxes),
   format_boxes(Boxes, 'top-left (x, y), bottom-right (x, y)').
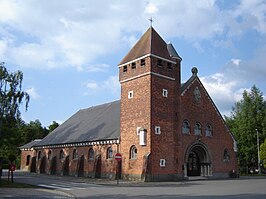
top-left (128, 91), bottom-right (134, 99)
top-left (160, 159), bottom-right (166, 167)
top-left (136, 127), bottom-right (141, 135)
top-left (155, 126), bottom-right (161, 135)
top-left (162, 89), bottom-right (168, 97)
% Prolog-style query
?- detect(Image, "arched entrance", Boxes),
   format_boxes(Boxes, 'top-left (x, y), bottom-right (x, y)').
top-left (184, 142), bottom-right (212, 177)
top-left (77, 155), bottom-right (84, 177)
top-left (50, 156), bottom-right (57, 175)
top-left (63, 156), bottom-right (69, 176)
top-left (40, 156), bottom-right (47, 174)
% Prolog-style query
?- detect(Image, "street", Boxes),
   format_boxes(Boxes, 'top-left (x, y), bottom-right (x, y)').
top-left (1, 170), bottom-right (266, 199)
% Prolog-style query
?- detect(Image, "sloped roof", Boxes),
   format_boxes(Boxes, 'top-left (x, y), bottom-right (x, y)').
top-left (35, 100), bottom-right (120, 147)
top-left (19, 139), bottom-right (42, 150)
top-left (118, 27), bottom-right (175, 66)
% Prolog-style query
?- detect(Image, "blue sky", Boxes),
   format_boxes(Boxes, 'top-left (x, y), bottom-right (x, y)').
top-left (0, 0), bottom-right (265, 126)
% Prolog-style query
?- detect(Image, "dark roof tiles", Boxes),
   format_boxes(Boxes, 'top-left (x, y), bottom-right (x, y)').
top-left (35, 100), bottom-right (120, 147)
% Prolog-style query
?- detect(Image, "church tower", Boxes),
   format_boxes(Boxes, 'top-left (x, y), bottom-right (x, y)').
top-left (118, 27), bottom-right (182, 181)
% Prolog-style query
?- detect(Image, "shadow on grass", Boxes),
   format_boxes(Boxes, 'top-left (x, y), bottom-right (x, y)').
top-left (0, 179), bottom-right (36, 188)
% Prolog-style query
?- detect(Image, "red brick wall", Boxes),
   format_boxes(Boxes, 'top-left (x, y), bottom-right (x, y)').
top-left (30, 143), bottom-right (118, 178)
top-left (120, 57), bottom-right (152, 179)
top-left (178, 78), bottom-right (237, 176)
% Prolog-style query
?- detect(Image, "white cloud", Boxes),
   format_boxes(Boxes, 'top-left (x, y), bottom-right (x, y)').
top-left (231, 58), bottom-right (241, 66)
top-left (26, 87), bottom-right (40, 99)
top-left (83, 75), bottom-right (120, 97)
top-left (85, 81), bottom-right (100, 90)
top-left (0, 0), bottom-right (266, 71)
top-left (144, 2), bottom-right (158, 14)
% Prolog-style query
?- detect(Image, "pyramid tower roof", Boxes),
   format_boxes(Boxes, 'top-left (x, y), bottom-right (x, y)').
top-left (118, 27), bottom-right (181, 66)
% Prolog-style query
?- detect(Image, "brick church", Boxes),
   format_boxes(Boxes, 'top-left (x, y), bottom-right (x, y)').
top-left (20, 27), bottom-right (238, 181)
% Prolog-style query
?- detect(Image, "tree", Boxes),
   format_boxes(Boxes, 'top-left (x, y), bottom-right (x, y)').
top-left (20, 120), bottom-right (49, 144)
top-left (48, 121), bottom-right (59, 133)
top-left (225, 85), bottom-right (266, 174)
top-left (260, 139), bottom-right (266, 169)
top-left (0, 62), bottom-right (30, 164)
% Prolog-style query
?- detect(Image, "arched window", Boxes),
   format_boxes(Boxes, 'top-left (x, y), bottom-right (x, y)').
top-left (223, 149), bottom-right (230, 162)
top-left (107, 147), bottom-right (113, 159)
top-left (37, 151), bottom-right (41, 160)
top-left (182, 120), bottom-right (190, 134)
top-left (73, 149), bottom-right (78, 160)
top-left (59, 150), bottom-right (65, 159)
top-left (130, 146), bottom-right (137, 159)
top-left (48, 150), bottom-right (52, 160)
top-left (205, 124), bottom-right (213, 137)
top-left (88, 148), bottom-right (94, 160)
top-left (26, 155), bottom-right (31, 166)
top-left (194, 122), bottom-right (202, 135)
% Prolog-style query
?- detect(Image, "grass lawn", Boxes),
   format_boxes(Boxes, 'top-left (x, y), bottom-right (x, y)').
top-left (0, 178), bottom-right (36, 188)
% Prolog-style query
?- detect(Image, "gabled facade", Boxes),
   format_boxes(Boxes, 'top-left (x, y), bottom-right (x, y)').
top-left (20, 27), bottom-right (237, 181)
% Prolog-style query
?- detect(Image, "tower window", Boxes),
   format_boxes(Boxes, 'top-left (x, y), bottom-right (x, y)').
top-left (141, 59), bottom-right (145, 66)
top-left (130, 145), bottom-right (137, 159)
top-left (167, 62), bottom-right (173, 70)
top-left (131, 62), bottom-right (136, 69)
top-left (160, 159), bottom-right (166, 167)
top-left (162, 89), bottom-right (168, 97)
top-left (157, 59), bottom-right (163, 67)
top-left (155, 126), bottom-right (161, 134)
top-left (123, 65), bottom-right (127, 72)
top-left (128, 91), bottom-right (134, 99)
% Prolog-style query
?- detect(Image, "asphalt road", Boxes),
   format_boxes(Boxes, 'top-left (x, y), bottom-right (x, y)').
top-left (1, 170), bottom-right (266, 199)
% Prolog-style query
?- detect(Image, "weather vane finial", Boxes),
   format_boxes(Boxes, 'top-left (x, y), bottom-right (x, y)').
top-left (149, 17), bottom-right (154, 27)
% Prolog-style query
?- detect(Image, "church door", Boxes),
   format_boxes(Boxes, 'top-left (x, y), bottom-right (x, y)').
top-left (187, 151), bottom-right (200, 176)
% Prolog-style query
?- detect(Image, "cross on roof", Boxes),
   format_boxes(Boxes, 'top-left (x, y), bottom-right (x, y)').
top-left (149, 17), bottom-right (154, 27)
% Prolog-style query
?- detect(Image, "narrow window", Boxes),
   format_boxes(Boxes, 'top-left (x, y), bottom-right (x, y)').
top-left (59, 150), bottom-right (65, 160)
top-left (160, 159), bottom-right (166, 167)
top-left (37, 151), bottom-right (41, 160)
top-left (140, 59), bottom-right (145, 66)
top-left (130, 146), bottom-right (137, 159)
top-left (162, 89), bottom-right (168, 97)
top-left (107, 147), bottom-right (113, 159)
top-left (157, 59), bottom-right (163, 67)
top-left (194, 122), bottom-right (202, 135)
top-left (205, 124), bottom-right (213, 137)
top-left (26, 155), bottom-right (31, 166)
top-left (155, 126), bottom-right (161, 135)
top-left (88, 148), bottom-right (94, 160)
top-left (73, 149), bottom-right (78, 160)
top-left (139, 128), bottom-right (147, 146)
top-left (128, 91), bottom-right (134, 99)
top-left (223, 149), bottom-right (230, 162)
top-left (123, 65), bottom-right (127, 72)
top-left (182, 120), bottom-right (190, 134)
top-left (131, 62), bottom-right (136, 69)
top-left (48, 150), bottom-right (52, 160)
